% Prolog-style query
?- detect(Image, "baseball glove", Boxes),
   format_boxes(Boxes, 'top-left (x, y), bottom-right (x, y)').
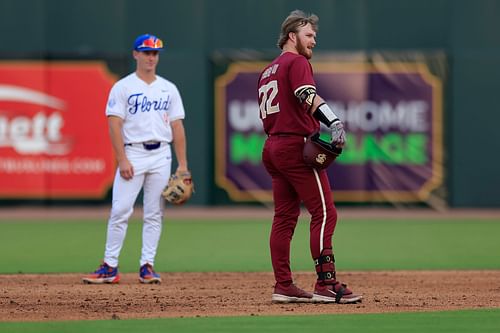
top-left (162, 170), bottom-right (194, 204)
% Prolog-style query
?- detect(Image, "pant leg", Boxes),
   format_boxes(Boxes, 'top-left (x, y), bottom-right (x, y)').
top-left (269, 174), bottom-right (301, 284)
top-left (104, 169), bottom-right (145, 267)
top-left (263, 137), bottom-right (301, 284)
top-left (140, 145), bottom-right (171, 267)
top-left (301, 168), bottom-right (337, 258)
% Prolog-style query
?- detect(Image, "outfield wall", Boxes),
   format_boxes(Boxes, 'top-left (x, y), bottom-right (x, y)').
top-left (1, 0), bottom-right (499, 207)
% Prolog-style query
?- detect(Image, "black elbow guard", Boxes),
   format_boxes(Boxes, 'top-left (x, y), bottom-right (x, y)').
top-left (313, 103), bottom-right (340, 127)
top-left (295, 85), bottom-right (317, 106)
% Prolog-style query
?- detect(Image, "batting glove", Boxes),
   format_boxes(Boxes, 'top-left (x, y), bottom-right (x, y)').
top-left (330, 120), bottom-right (346, 148)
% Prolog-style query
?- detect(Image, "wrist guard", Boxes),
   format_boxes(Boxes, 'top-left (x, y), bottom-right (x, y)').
top-left (313, 103), bottom-right (340, 127)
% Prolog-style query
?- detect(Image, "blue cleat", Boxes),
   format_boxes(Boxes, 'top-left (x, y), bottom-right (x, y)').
top-left (82, 262), bottom-right (120, 284)
top-left (139, 263), bottom-right (162, 284)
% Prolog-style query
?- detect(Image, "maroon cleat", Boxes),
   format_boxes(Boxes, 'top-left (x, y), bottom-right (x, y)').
top-left (312, 281), bottom-right (362, 304)
top-left (272, 283), bottom-right (313, 303)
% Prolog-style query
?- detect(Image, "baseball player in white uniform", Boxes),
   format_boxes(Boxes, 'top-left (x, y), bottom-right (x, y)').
top-left (83, 33), bottom-right (188, 284)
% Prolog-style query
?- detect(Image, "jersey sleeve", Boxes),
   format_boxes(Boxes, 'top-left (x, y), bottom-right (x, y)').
top-left (289, 56), bottom-right (316, 96)
top-left (105, 82), bottom-right (126, 119)
top-left (168, 84), bottom-right (186, 121)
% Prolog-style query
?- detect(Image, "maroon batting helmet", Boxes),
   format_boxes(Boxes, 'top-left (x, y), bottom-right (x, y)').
top-left (303, 132), bottom-right (342, 169)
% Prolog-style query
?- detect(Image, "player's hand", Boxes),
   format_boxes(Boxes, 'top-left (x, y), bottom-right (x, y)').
top-left (118, 159), bottom-right (134, 180)
top-left (176, 165), bottom-right (189, 174)
top-left (330, 120), bottom-right (346, 148)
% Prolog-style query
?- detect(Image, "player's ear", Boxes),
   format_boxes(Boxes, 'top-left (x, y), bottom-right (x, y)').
top-left (288, 31), bottom-right (297, 44)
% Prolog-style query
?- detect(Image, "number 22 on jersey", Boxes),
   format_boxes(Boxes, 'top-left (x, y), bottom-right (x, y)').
top-left (258, 80), bottom-right (280, 119)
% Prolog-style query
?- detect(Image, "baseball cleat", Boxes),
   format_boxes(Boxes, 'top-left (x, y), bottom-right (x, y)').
top-left (312, 282), bottom-right (362, 304)
top-left (82, 262), bottom-right (120, 284)
top-left (271, 283), bottom-right (313, 303)
top-left (139, 263), bottom-right (162, 284)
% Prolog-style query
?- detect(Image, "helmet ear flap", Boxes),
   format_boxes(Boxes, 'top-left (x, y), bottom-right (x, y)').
top-left (303, 132), bottom-right (342, 169)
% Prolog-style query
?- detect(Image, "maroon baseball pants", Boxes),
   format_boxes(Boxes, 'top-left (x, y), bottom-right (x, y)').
top-left (262, 135), bottom-right (338, 285)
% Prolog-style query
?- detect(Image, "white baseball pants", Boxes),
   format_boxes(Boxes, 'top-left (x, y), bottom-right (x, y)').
top-left (104, 143), bottom-right (171, 267)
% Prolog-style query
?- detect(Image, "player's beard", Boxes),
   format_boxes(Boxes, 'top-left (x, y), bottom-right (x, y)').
top-left (297, 38), bottom-right (312, 59)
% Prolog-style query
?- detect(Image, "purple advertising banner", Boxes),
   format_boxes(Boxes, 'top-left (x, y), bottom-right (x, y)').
top-left (215, 59), bottom-right (443, 202)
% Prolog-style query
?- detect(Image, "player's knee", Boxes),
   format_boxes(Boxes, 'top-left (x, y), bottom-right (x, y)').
top-left (275, 208), bottom-right (301, 221)
top-left (310, 205), bottom-right (337, 223)
top-left (143, 215), bottom-right (162, 227)
top-left (110, 204), bottom-right (134, 220)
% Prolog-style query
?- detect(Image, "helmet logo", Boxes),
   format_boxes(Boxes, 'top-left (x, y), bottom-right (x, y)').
top-left (316, 153), bottom-right (327, 164)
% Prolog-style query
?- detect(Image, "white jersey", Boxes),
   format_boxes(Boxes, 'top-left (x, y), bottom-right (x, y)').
top-left (105, 73), bottom-right (185, 143)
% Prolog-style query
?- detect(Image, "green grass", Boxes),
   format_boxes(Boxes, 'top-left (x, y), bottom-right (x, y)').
top-left (0, 216), bottom-right (499, 332)
top-left (0, 217), bottom-right (499, 273)
top-left (0, 309), bottom-right (499, 333)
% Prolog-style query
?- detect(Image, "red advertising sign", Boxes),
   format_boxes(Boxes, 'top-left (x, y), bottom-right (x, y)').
top-left (0, 61), bottom-right (117, 198)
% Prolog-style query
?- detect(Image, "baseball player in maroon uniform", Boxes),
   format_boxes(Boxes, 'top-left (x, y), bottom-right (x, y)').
top-left (258, 10), bottom-right (362, 304)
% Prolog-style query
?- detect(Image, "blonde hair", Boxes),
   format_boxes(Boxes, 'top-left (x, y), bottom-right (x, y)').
top-left (277, 10), bottom-right (319, 49)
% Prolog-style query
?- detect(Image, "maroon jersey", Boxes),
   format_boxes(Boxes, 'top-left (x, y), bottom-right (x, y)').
top-left (257, 52), bottom-right (320, 136)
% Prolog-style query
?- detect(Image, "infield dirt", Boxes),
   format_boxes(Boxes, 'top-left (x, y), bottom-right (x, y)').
top-left (1, 270), bottom-right (500, 321)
